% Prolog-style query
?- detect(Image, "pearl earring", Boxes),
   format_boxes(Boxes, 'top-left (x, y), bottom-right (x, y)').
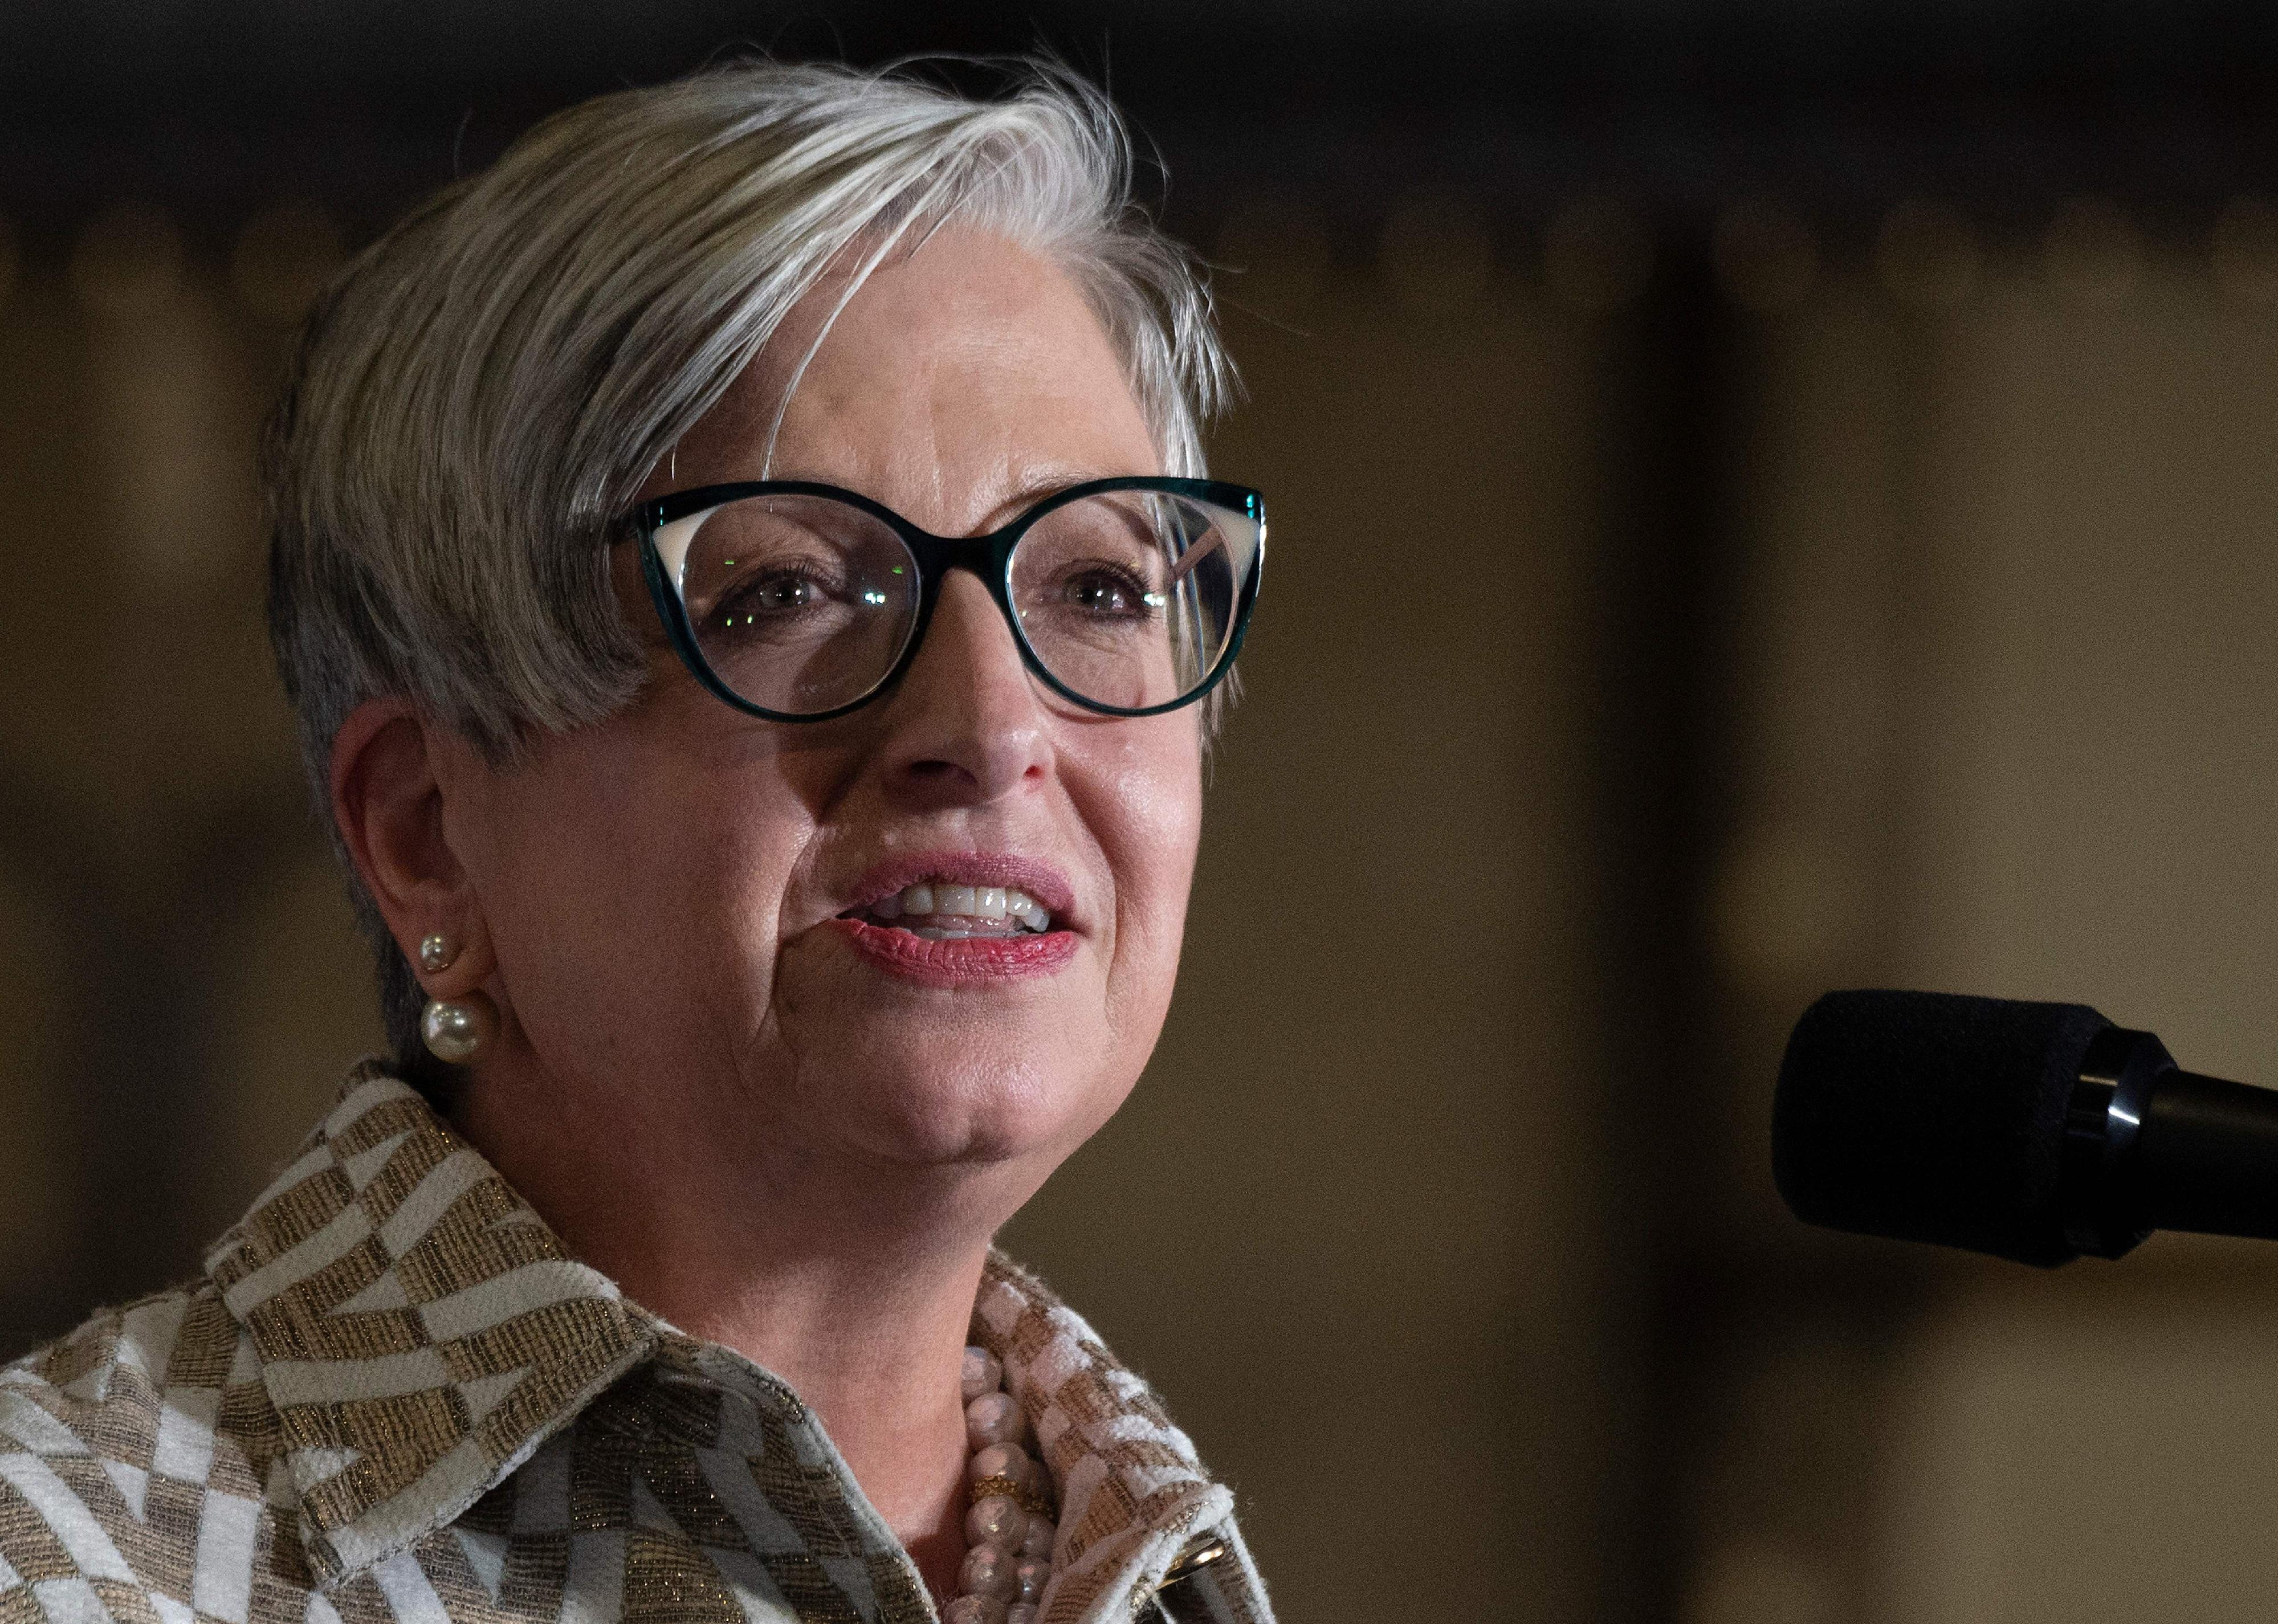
top-left (421, 990), bottom-right (499, 1066)
top-left (415, 931), bottom-right (495, 1064)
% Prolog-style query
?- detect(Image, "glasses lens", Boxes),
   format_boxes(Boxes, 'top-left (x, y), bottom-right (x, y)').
top-left (1009, 490), bottom-right (1260, 711)
top-left (658, 493), bottom-right (920, 716)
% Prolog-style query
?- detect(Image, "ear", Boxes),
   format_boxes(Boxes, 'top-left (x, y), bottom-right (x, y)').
top-left (329, 697), bottom-right (495, 1000)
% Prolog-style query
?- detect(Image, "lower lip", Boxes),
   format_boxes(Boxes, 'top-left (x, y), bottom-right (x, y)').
top-left (829, 918), bottom-right (1079, 985)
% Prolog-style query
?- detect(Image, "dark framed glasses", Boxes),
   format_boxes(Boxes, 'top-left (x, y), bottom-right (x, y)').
top-left (631, 476), bottom-right (1265, 722)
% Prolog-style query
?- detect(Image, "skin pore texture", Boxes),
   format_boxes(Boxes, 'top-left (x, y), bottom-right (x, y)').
top-left (328, 227), bottom-right (1205, 1602)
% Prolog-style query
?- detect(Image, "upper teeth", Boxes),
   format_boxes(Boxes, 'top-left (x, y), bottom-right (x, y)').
top-left (871, 882), bottom-right (1050, 931)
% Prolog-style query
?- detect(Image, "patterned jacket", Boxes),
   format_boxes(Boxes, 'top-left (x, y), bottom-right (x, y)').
top-left (0, 1066), bottom-right (1272, 1624)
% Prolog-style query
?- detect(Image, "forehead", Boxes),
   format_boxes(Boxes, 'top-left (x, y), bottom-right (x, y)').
top-left (653, 227), bottom-right (1159, 521)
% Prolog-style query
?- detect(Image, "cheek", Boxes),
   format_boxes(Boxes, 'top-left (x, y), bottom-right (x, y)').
top-left (451, 728), bottom-right (820, 1052)
top-left (1090, 722), bottom-right (1205, 984)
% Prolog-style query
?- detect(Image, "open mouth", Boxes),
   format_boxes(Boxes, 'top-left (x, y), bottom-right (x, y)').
top-left (838, 880), bottom-right (1056, 940)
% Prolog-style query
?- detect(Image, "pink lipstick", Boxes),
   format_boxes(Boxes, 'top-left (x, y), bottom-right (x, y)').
top-left (830, 851), bottom-right (1079, 986)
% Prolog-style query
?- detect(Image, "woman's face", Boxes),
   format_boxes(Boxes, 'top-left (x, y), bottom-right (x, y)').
top-left (439, 227), bottom-right (1202, 1188)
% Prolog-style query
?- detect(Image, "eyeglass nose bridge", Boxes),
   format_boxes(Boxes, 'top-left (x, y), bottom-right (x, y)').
top-left (899, 525), bottom-right (1020, 599)
top-left (886, 527), bottom-right (1042, 699)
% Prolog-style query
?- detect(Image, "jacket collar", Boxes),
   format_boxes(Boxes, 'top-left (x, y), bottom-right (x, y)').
top-left (204, 1064), bottom-right (1272, 1622)
top-left (972, 1259), bottom-right (1271, 1622)
top-left (203, 1064), bottom-right (655, 1585)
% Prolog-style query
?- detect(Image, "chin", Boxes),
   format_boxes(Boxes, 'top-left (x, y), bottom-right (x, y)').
top-left (820, 1039), bottom-right (1130, 1172)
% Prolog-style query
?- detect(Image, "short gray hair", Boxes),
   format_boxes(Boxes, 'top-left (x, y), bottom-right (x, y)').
top-left (264, 58), bottom-right (1235, 1086)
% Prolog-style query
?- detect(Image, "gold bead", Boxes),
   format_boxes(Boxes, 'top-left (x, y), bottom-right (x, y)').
top-left (418, 933), bottom-right (457, 973)
top-left (968, 1472), bottom-right (1054, 1517)
top-left (969, 1473), bottom-right (1021, 1507)
top-left (421, 991), bottom-right (498, 1066)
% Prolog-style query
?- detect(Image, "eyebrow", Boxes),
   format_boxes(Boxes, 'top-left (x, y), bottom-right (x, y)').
top-left (753, 466), bottom-right (1158, 531)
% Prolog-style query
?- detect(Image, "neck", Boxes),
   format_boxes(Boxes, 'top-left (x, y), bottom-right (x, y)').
top-left (449, 1052), bottom-right (1032, 1602)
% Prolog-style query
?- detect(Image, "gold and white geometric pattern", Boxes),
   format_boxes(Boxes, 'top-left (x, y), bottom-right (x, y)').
top-left (0, 1066), bottom-right (1271, 1624)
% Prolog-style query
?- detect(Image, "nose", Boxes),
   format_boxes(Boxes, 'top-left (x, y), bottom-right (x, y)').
top-left (871, 568), bottom-right (1052, 806)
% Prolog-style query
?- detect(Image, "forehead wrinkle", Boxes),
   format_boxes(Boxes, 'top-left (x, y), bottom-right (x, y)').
top-left (784, 265), bottom-right (1147, 529)
top-left (655, 229), bottom-right (1155, 531)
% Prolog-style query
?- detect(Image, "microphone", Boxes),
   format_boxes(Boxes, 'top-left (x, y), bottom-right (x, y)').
top-left (1772, 989), bottom-right (2278, 1267)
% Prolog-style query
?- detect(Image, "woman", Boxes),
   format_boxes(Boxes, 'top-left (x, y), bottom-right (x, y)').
top-left (0, 60), bottom-right (1269, 1624)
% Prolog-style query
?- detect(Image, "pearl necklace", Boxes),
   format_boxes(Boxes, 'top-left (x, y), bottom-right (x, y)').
top-left (942, 1345), bottom-right (1056, 1624)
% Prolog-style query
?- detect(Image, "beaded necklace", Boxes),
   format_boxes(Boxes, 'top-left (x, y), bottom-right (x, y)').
top-left (941, 1345), bottom-right (1056, 1624)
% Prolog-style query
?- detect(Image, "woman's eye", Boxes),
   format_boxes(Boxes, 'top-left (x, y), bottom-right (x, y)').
top-left (756, 577), bottom-right (817, 610)
top-left (714, 568), bottom-right (832, 624)
top-left (1074, 576), bottom-right (1128, 613)
top-left (1064, 568), bottom-right (1160, 618)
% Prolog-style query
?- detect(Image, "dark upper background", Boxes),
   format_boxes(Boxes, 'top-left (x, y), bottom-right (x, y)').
top-left (7, 4), bottom-right (2278, 1622)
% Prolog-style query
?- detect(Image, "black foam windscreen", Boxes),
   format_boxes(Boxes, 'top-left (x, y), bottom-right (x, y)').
top-left (1771, 989), bottom-right (2113, 1267)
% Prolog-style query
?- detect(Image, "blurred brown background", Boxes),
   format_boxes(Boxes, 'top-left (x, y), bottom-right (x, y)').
top-left (7, 3), bottom-right (2278, 1621)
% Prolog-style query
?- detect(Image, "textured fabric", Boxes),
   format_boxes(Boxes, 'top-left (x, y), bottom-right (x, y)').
top-left (0, 1064), bottom-right (1272, 1624)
